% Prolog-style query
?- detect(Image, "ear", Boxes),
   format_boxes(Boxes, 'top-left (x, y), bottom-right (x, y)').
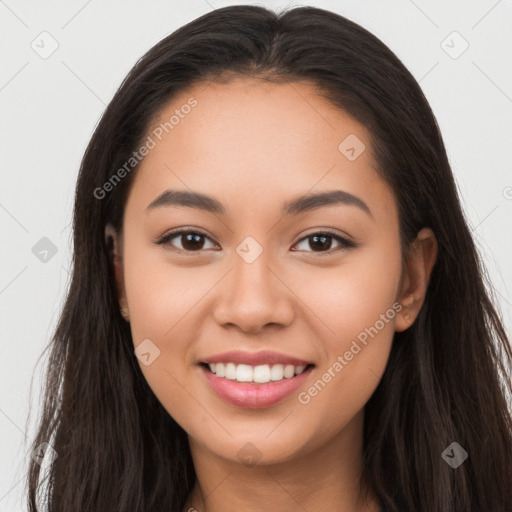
top-left (395, 227), bottom-right (438, 332)
top-left (105, 223), bottom-right (129, 320)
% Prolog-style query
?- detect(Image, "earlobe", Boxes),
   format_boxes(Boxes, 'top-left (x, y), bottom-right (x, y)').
top-left (105, 223), bottom-right (129, 321)
top-left (395, 228), bottom-right (438, 332)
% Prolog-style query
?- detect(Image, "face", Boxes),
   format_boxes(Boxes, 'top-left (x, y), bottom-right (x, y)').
top-left (111, 77), bottom-right (415, 466)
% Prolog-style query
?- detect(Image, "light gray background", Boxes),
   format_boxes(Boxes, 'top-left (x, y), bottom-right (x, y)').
top-left (1, 1), bottom-right (511, 510)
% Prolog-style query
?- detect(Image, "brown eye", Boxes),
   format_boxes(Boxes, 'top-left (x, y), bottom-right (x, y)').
top-left (155, 228), bottom-right (355, 255)
top-left (155, 230), bottom-right (218, 252)
top-left (292, 231), bottom-right (355, 254)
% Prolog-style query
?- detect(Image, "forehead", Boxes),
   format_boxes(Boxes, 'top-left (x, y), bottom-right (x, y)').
top-left (151, 76), bottom-right (371, 166)
top-left (126, 76), bottom-right (397, 222)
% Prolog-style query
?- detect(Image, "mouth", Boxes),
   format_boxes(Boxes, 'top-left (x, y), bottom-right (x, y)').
top-left (198, 361), bottom-right (316, 409)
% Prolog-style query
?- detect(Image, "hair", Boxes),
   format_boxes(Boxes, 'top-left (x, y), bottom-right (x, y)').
top-left (25, 4), bottom-right (512, 511)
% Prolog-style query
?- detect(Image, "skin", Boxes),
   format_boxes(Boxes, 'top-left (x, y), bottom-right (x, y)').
top-left (106, 77), bottom-right (437, 512)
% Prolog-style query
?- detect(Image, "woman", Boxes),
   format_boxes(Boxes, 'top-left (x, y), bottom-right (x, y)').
top-left (26, 5), bottom-right (512, 511)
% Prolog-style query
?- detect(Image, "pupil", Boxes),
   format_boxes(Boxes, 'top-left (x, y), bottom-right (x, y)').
top-left (183, 233), bottom-right (204, 251)
top-left (311, 235), bottom-right (330, 251)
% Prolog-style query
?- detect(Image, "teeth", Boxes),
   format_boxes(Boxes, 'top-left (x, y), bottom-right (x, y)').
top-left (270, 364), bottom-right (284, 381)
top-left (225, 363), bottom-right (237, 380)
top-left (236, 364), bottom-right (253, 382)
top-left (283, 365), bottom-right (295, 378)
top-left (214, 363), bottom-right (224, 377)
top-left (206, 362), bottom-right (309, 383)
top-left (254, 364), bottom-right (271, 383)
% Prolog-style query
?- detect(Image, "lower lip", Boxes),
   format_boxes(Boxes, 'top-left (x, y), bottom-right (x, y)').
top-left (200, 365), bottom-right (314, 409)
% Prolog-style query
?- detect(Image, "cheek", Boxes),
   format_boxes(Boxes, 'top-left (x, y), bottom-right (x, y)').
top-left (123, 240), bottom-right (205, 342)
top-left (308, 241), bottom-right (402, 344)
top-left (122, 244), bottom-right (207, 431)
top-left (295, 243), bottom-right (401, 424)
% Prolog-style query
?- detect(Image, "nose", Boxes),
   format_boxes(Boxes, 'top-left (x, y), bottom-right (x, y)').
top-left (212, 249), bottom-right (295, 334)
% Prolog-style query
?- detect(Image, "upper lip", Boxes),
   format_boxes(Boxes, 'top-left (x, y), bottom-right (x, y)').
top-left (201, 350), bottom-right (313, 367)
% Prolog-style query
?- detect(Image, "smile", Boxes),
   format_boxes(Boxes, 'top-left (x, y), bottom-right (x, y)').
top-left (202, 362), bottom-right (310, 383)
top-left (198, 349), bottom-right (315, 408)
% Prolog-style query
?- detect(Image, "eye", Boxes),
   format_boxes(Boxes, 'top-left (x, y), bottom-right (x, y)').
top-left (154, 228), bottom-right (356, 254)
top-left (155, 229), bottom-right (218, 252)
top-left (292, 230), bottom-right (355, 254)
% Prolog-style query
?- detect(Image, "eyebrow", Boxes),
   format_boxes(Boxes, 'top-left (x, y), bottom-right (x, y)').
top-left (146, 189), bottom-right (372, 218)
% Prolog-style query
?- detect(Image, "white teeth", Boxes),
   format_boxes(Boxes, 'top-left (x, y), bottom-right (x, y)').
top-left (215, 363), bottom-right (225, 378)
top-left (225, 362), bottom-right (237, 380)
top-left (270, 364), bottom-right (284, 381)
top-left (295, 365), bottom-right (306, 375)
top-left (253, 364), bottom-right (271, 383)
top-left (236, 364), bottom-right (253, 382)
top-left (283, 365), bottom-right (295, 378)
top-left (206, 362), bottom-right (310, 383)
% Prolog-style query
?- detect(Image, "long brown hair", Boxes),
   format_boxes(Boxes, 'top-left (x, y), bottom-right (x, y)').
top-left (26, 5), bottom-right (512, 511)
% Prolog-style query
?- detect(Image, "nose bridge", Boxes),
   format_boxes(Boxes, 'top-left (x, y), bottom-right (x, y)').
top-left (213, 235), bottom-right (294, 331)
top-left (234, 236), bottom-right (274, 294)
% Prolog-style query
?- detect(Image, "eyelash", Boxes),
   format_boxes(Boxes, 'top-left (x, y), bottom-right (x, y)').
top-left (154, 228), bottom-right (356, 255)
